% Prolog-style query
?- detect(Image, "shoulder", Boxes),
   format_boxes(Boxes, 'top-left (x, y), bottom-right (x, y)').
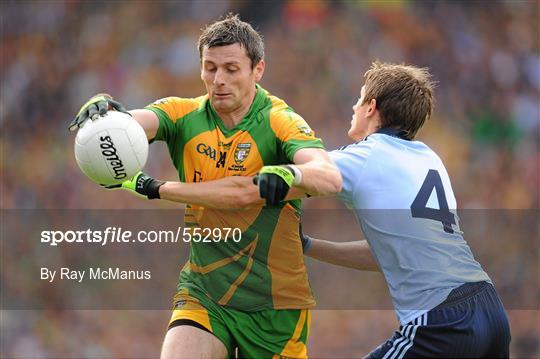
top-left (257, 93), bottom-right (314, 140)
top-left (148, 95), bottom-right (207, 109)
top-left (146, 95), bottom-right (208, 123)
top-left (258, 88), bottom-right (301, 122)
top-left (266, 94), bottom-right (299, 121)
top-left (331, 135), bottom-right (380, 157)
top-left (328, 136), bottom-right (383, 185)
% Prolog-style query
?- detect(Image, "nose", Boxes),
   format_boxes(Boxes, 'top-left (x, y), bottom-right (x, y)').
top-left (213, 68), bottom-right (226, 86)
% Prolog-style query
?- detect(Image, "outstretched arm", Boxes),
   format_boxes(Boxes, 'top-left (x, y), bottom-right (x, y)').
top-left (109, 172), bottom-right (263, 209)
top-left (159, 176), bottom-right (264, 209)
top-left (291, 148), bottom-right (342, 197)
top-left (303, 234), bottom-right (380, 272)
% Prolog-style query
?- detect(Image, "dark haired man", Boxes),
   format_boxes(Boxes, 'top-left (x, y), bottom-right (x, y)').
top-left (69, 14), bottom-right (341, 359)
top-left (301, 62), bottom-right (511, 358)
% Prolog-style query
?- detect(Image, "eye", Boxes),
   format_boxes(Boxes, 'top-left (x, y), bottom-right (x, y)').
top-left (226, 67), bottom-right (239, 73)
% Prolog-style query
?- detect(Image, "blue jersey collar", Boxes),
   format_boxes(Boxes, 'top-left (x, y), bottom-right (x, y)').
top-left (337, 128), bottom-right (408, 150)
top-left (373, 128), bottom-right (408, 140)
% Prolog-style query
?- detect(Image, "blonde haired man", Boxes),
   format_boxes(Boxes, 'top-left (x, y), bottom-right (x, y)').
top-left (303, 62), bottom-right (511, 358)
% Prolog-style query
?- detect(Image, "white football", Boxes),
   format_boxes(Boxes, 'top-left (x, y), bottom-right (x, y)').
top-left (74, 111), bottom-right (148, 185)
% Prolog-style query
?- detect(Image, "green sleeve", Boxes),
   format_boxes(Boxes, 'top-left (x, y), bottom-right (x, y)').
top-left (283, 138), bottom-right (325, 162)
top-left (145, 106), bottom-right (177, 145)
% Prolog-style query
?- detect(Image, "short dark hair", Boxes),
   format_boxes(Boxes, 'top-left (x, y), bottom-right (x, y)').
top-left (363, 61), bottom-right (436, 140)
top-left (197, 13), bottom-right (264, 68)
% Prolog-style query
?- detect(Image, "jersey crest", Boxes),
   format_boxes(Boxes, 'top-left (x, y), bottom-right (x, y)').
top-left (234, 143), bottom-right (252, 165)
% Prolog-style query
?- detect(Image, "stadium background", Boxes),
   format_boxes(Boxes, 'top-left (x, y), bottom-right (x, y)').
top-left (1, 0), bottom-right (538, 357)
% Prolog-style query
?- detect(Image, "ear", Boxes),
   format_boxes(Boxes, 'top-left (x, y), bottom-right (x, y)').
top-left (254, 60), bottom-right (265, 82)
top-left (365, 98), bottom-right (377, 118)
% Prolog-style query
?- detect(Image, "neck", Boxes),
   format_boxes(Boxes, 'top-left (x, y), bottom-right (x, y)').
top-left (216, 107), bottom-right (250, 129)
top-left (366, 115), bottom-right (382, 136)
top-left (216, 88), bottom-right (258, 129)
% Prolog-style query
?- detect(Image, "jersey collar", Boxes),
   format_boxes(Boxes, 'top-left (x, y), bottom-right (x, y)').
top-left (207, 84), bottom-right (266, 137)
top-left (373, 128), bottom-right (409, 140)
top-left (338, 128), bottom-right (408, 150)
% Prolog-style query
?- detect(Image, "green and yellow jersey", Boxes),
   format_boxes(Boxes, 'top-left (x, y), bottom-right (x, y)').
top-left (146, 85), bottom-right (324, 311)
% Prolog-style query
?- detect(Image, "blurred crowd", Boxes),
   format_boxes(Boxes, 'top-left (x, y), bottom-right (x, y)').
top-left (1, 0), bottom-right (538, 357)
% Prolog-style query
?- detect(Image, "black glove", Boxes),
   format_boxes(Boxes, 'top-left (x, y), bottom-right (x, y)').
top-left (68, 93), bottom-right (129, 131)
top-left (253, 165), bottom-right (296, 206)
top-left (104, 172), bottom-right (164, 200)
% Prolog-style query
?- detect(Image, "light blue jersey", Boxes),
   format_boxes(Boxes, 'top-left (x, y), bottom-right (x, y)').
top-left (329, 129), bottom-right (491, 325)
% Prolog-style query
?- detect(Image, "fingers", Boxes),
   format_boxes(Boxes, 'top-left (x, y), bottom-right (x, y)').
top-left (87, 103), bottom-right (100, 121)
top-left (70, 95), bottom-right (119, 132)
top-left (109, 99), bottom-right (128, 113)
top-left (259, 175), bottom-right (268, 201)
top-left (97, 101), bottom-right (108, 116)
top-left (275, 178), bottom-right (287, 204)
top-left (68, 111), bottom-right (91, 131)
top-left (78, 101), bottom-right (107, 129)
top-left (266, 175), bottom-right (277, 206)
top-left (257, 174), bottom-right (291, 206)
top-left (68, 115), bottom-right (82, 132)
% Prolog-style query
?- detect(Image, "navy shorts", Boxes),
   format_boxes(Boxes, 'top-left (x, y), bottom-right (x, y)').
top-left (365, 281), bottom-right (511, 358)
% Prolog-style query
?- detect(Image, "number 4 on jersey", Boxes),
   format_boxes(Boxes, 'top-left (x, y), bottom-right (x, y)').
top-left (411, 169), bottom-right (456, 234)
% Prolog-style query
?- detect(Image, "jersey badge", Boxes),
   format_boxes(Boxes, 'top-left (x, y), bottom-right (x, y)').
top-left (234, 143), bottom-right (251, 165)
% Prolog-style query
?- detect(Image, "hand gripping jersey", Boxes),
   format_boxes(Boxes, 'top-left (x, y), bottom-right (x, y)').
top-left (146, 85), bottom-right (324, 311)
top-left (329, 129), bottom-right (491, 325)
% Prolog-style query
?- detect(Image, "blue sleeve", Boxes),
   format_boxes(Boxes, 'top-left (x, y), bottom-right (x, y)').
top-left (329, 143), bottom-right (371, 206)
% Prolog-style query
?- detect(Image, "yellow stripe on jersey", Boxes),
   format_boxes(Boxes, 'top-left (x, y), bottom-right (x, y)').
top-left (218, 236), bottom-right (258, 306)
top-left (149, 95), bottom-right (207, 123)
top-left (267, 204), bottom-right (315, 309)
top-left (189, 235), bottom-right (258, 275)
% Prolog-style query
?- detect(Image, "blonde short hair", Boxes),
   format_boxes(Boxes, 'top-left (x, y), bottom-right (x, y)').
top-left (363, 61), bottom-right (436, 140)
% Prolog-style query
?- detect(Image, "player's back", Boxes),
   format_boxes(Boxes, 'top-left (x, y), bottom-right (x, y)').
top-left (329, 129), bottom-right (490, 325)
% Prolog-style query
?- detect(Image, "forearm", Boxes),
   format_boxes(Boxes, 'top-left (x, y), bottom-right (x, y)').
top-left (294, 159), bottom-right (342, 197)
top-left (306, 238), bottom-right (380, 272)
top-left (158, 176), bottom-right (264, 209)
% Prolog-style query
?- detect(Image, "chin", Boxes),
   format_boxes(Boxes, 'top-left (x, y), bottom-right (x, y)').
top-left (214, 96), bottom-right (237, 109)
top-left (212, 100), bottom-right (231, 112)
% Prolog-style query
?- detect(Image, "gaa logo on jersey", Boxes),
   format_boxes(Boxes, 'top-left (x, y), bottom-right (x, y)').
top-left (234, 143), bottom-right (251, 165)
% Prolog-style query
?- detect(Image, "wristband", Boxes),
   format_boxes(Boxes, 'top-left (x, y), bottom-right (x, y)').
top-left (146, 180), bottom-right (165, 199)
top-left (286, 165), bottom-right (303, 186)
top-left (259, 166), bottom-right (295, 187)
